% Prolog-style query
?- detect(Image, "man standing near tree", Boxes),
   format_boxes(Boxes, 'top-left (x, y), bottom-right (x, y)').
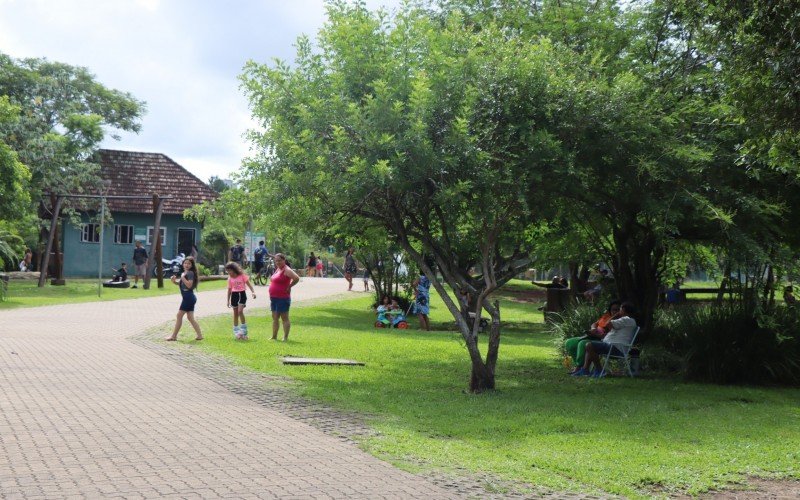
top-left (132, 240), bottom-right (148, 288)
top-left (229, 239), bottom-right (245, 266)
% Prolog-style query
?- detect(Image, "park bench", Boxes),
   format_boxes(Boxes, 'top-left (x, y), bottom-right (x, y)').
top-left (663, 287), bottom-right (722, 304)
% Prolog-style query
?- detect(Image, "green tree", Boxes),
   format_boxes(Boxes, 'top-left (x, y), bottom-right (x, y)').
top-left (675, 0), bottom-right (800, 172)
top-left (0, 52), bottom-right (145, 202)
top-left (208, 176), bottom-right (230, 193)
top-left (240, 1), bottom-right (584, 391)
top-left (0, 96), bottom-right (30, 222)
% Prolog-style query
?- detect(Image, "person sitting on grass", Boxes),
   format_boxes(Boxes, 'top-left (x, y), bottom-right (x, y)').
top-left (564, 300), bottom-right (621, 372)
top-left (112, 263), bottom-right (128, 282)
top-left (572, 301), bottom-right (637, 377)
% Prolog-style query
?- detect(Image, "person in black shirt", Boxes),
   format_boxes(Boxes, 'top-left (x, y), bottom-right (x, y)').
top-left (229, 239), bottom-right (245, 265)
top-left (132, 241), bottom-right (148, 288)
top-left (113, 263), bottom-right (128, 282)
top-left (165, 256), bottom-right (202, 341)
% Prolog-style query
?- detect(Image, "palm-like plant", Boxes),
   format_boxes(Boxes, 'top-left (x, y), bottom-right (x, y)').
top-left (0, 228), bottom-right (23, 269)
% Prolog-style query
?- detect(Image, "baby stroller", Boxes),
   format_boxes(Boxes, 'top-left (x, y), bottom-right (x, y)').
top-left (375, 303), bottom-right (410, 329)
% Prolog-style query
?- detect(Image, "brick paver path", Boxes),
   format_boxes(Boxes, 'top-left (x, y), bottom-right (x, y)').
top-left (0, 278), bottom-right (455, 499)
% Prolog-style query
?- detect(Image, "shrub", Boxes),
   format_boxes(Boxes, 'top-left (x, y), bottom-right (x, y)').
top-left (196, 263), bottom-right (211, 277)
top-left (673, 303), bottom-right (800, 385)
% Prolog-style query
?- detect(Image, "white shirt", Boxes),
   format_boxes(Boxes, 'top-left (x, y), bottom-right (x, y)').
top-left (603, 316), bottom-right (637, 346)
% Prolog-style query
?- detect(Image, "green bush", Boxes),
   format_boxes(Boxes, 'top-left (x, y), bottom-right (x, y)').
top-left (668, 303), bottom-right (800, 385)
top-left (196, 263), bottom-right (211, 277)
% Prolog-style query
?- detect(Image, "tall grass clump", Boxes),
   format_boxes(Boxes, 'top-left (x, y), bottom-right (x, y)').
top-left (665, 302), bottom-right (800, 385)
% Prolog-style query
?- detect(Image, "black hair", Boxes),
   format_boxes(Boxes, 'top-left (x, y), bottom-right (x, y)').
top-left (184, 256), bottom-right (199, 290)
top-left (606, 300), bottom-right (622, 312)
top-left (620, 301), bottom-right (636, 315)
top-left (259, 240), bottom-right (265, 245)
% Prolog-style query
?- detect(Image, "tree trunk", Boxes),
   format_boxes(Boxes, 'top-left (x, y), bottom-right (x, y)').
top-left (466, 331), bottom-right (495, 393)
top-left (611, 223), bottom-right (662, 342)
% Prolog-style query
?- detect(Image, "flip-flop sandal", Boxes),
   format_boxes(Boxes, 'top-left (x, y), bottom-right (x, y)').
top-left (164, 337), bottom-right (177, 341)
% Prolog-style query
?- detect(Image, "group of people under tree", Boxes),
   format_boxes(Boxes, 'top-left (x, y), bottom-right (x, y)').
top-left (534, 268), bottom-right (613, 304)
top-left (372, 270), bottom-right (432, 331)
top-left (563, 299), bottom-right (638, 377)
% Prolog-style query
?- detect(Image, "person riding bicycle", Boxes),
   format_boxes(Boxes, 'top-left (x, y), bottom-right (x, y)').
top-left (253, 240), bottom-right (270, 274)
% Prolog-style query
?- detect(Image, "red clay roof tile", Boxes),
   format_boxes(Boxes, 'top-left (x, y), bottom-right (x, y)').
top-left (98, 149), bottom-right (218, 214)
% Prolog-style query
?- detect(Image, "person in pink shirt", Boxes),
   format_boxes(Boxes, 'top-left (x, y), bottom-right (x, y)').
top-left (226, 262), bottom-right (256, 340)
top-left (268, 253), bottom-right (300, 341)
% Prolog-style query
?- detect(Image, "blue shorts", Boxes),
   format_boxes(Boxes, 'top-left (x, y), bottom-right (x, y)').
top-left (179, 292), bottom-right (197, 312)
top-left (270, 297), bottom-right (291, 313)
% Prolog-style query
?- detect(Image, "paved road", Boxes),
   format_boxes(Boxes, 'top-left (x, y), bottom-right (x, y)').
top-left (0, 278), bottom-right (454, 499)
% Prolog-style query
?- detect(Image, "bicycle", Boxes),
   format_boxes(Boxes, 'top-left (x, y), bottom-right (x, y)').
top-left (253, 257), bottom-right (275, 286)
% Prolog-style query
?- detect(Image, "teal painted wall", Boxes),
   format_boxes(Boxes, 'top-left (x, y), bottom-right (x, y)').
top-left (62, 212), bottom-right (202, 277)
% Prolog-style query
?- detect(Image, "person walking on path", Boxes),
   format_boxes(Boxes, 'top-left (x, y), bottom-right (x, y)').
top-left (306, 252), bottom-right (317, 277)
top-left (226, 262), bottom-right (257, 340)
top-left (269, 253), bottom-right (300, 341)
top-left (344, 247), bottom-right (357, 291)
top-left (229, 239), bottom-right (245, 266)
top-left (413, 271), bottom-right (431, 331)
top-left (131, 241), bottom-right (148, 288)
top-left (316, 258), bottom-right (324, 277)
top-left (165, 256), bottom-right (203, 341)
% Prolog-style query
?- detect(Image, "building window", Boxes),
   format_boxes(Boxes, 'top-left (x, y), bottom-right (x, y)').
top-left (147, 226), bottom-right (167, 246)
top-left (80, 224), bottom-right (100, 243)
top-left (114, 225), bottom-right (134, 244)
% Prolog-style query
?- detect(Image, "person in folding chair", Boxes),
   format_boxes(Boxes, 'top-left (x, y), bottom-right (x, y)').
top-left (572, 301), bottom-right (637, 377)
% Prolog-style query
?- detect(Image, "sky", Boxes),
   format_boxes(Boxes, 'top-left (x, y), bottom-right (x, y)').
top-left (0, 0), bottom-right (400, 182)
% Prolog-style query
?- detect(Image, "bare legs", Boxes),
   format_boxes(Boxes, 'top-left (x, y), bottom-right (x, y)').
top-left (166, 310), bottom-right (202, 341)
top-left (232, 306), bottom-right (246, 327)
top-left (418, 313), bottom-right (430, 331)
top-left (345, 272), bottom-right (353, 291)
top-left (583, 342), bottom-right (601, 371)
top-left (271, 311), bottom-right (290, 341)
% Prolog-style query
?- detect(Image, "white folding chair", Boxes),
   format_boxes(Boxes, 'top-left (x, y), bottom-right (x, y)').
top-left (600, 326), bottom-right (640, 377)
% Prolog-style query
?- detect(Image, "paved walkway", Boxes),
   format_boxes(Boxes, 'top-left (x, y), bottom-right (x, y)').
top-left (0, 278), bottom-right (455, 499)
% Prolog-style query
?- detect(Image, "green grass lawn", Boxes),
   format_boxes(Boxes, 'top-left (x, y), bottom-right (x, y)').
top-left (193, 290), bottom-right (799, 498)
top-left (0, 278), bottom-right (229, 309)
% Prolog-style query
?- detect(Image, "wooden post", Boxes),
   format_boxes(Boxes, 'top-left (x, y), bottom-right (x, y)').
top-left (36, 226), bottom-right (45, 275)
top-left (51, 217), bottom-right (65, 285)
top-left (144, 195), bottom-right (165, 290)
top-left (38, 195), bottom-right (63, 288)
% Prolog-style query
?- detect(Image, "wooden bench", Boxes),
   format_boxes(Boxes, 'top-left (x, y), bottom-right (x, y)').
top-left (663, 287), bottom-right (722, 304)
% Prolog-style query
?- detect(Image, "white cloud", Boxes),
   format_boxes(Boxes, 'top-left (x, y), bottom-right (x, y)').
top-left (0, 0), bottom-right (402, 181)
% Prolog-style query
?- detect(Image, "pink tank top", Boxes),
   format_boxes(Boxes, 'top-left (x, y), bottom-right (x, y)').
top-left (269, 268), bottom-right (292, 298)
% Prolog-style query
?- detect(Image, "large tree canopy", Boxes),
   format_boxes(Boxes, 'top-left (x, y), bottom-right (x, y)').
top-left (240, 1), bottom-right (591, 391)
top-left (0, 52), bottom-right (145, 201)
top-left (237, 0), bottom-right (800, 389)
